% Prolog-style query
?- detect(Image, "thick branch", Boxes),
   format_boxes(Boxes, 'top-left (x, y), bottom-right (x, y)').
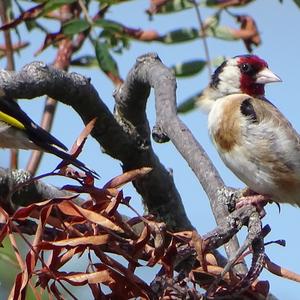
top-left (113, 53), bottom-right (246, 271)
top-left (0, 56), bottom-right (247, 270)
top-left (0, 168), bottom-right (71, 209)
top-left (0, 60), bottom-right (192, 231)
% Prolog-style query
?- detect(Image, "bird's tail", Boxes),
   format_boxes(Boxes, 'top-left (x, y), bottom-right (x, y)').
top-left (0, 95), bottom-right (99, 178)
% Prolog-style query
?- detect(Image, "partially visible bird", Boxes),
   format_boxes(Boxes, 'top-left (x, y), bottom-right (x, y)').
top-left (199, 55), bottom-right (300, 206)
top-left (0, 91), bottom-right (98, 178)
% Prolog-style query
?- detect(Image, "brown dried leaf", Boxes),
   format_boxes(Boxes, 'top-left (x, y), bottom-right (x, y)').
top-left (103, 167), bottom-right (152, 189)
top-left (0, 223), bottom-right (9, 245)
top-left (50, 282), bottom-right (64, 300)
top-left (57, 201), bottom-right (124, 233)
top-left (205, 253), bottom-right (218, 266)
top-left (193, 265), bottom-right (230, 281)
top-left (106, 242), bottom-right (142, 267)
top-left (40, 235), bottom-right (110, 250)
top-left (26, 205), bottom-right (53, 277)
top-left (251, 280), bottom-right (270, 298)
top-left (59, 268), bottom-right (116, 286)
top-left (89, 281), bottom-right (104, 300)
top-left (264, 255), bottom-right (300, 283)
top-left (132, 225), bottom-right (151, 258)
top-left (104, 191), bottom-right (123, 216)
top-left (235, 15), bottom-right (261, 52)
top-left (147, 0), bottom-right (169, 15)
top-left (172, 230), bottom-right (193, 241)
top-left (55, 118), bottom-right (98, 181)
top-left (10, 272), bottom-right (28, 300)
top-left (9, 273), bottom-right (21, 300)
top-left (154, 240), bottom-right (176, 276)
top-left (55, 201), bottom-right (84, 218)
top-left (136, 30), bottom-right (160, 41)
top-left (0, 207), bottom-right (9, 245)
top-left (13, 196), bottom-right (77, 220)
top-left (92, 254), bottom-right (152, 299)
top-left (46, 248), bottom-right (80, 281)
top-left (192, 230), bottom-right (206, 271)
top-left (70, 118), bottom-right (97, 157)
top-left (58, 263), bottom-right (151, 298)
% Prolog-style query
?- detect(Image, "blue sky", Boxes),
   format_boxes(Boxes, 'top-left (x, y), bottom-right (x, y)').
top-left (1, 0), bottom-right (300, 298)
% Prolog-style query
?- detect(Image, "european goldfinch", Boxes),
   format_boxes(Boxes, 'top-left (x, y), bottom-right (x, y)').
top-left (0, 92), bottom-right (98, 178)
top-left (199, 55), bottom-right (300, 206)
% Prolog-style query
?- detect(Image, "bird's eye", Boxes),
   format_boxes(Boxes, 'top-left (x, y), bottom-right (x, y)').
top-left (240, 63), bottom-right (252, 74)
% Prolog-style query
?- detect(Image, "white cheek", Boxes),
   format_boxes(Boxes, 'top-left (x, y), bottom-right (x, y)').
top-left (218, 66), bottom-right (241, 95)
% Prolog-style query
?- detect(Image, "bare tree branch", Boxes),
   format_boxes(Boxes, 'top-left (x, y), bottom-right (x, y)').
top-left (0, 59), bottom-right (192, 231)
top-left (114, 53), bottom-right (245, 269)
top-left (0, 55), bottom-right (251, 274)
top-left (0, 168), bottom-right (71, 210)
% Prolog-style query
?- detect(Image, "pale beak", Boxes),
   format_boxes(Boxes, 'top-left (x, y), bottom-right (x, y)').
top-left (256, 67), bottom-right (282, 84)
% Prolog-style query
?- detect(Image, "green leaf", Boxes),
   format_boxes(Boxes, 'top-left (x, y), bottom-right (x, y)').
top-left (43, 0), bottom-right (77, 14)
top-left (171, 60), bottom-right (206, 77)
top-left (62, 19), bottom-right (91, 35)
top-left (203, 16), bottom-right (236, 40)
top-left (205, 25), bottom-right (237, 40)
top-left (156, 0), bottom-right (194, 14)
top-left (93, 19), bottom-right (123, 33)
top-left (177, 92), bottom-right (202, 114)
top-left (204, 0), bottom-right (254, 6)
top-left (293, 0), bottom-right (300, 8)
top-left (159, 28), bottom-right (199, 44)
top-left (95, 41), bottom-right (119, 77)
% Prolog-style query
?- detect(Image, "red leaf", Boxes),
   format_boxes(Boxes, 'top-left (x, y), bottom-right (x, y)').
top-left (104, 190), bottom-right (123, 216)
top-left (234, 15), bottom-right (261, 52)
top-left (56, 201), bottom-right (124, 233)
top-left (13, 196), bottom-right (77, 220)
top-left (70, 118), bottom-right (97, 157)
top-left (103, 167), bottom-right (152, 189)
top-left (92, 252), bottom-right (152, 298)
top-left (11, 272), bottom-right (27, 300)
top-left (26, 205), bottom-right (54, 276)
top-left (50, 282), bottom-right (64, 300)
top-left (40, 235), bottom-right (111, 250)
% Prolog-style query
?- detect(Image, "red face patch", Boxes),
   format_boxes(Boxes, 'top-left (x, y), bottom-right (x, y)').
top-left (237, 55), bottom-right (268, 70)
top-left (236, 55), bottom-right (268, 96)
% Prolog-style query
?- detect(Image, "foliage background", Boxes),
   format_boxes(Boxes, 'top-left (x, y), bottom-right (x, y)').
top-left (0, 0), bottom-right (300, 298)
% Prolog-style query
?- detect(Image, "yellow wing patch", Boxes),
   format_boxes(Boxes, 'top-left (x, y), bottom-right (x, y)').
top-left (0, 111), bottom-right (25, 130)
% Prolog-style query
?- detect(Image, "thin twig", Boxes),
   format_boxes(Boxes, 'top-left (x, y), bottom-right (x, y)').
top-left (78, 0), bottom-right (93, 25)
top-left (0, 0), bottom-right (19, 169)
top-left (264, 255), bottom-right (300, 283)
top-left (190, 0), bottom-right (212, 77)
